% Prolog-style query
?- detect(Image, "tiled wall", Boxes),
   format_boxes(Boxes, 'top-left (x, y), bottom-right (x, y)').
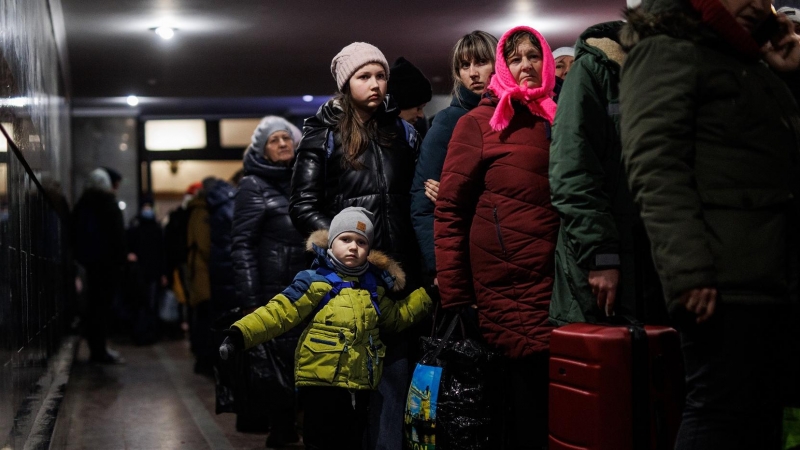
top-left (0, 0), bottom-right (72, 446)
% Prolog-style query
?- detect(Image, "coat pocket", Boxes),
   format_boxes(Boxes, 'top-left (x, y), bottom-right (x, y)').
top-left (493, 207), bottom-right (507, 257)
top-left (297, 330), bottom-right (345, 383)
top-left (698, 188), bottom-right (791, 295)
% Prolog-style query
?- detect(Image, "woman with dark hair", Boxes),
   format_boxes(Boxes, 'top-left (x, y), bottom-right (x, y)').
top-left (289, 41), bottom-right (420, 450)
top-left (411, 30), bottom-right (498, 281)
top-left (620, 0), bottom-right (800, 448)
top-left (231, 115), bottom-right (305, 447)
top-left (435, 26), bottom-right (559, 449)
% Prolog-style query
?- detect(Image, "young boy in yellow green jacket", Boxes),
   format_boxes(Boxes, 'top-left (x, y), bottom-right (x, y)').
top-left (220, 206), bottom-right (432, 450)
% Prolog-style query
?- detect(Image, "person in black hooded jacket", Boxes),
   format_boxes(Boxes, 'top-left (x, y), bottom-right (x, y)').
top-left (289, 41), bottom-right (420, 450)
top-left (231, 116), bottom-right (306, 446)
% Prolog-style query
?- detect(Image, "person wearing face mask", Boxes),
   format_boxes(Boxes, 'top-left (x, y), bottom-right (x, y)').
top-left (620, 0), bottom-right (800, 448)
top-left (289, 41), bottom-right (422, 450)
top-left (126, 196), bottom-right (168, 345)
top-left (410, 30), bottom-right (497, 284)
top-left (435, 26), bottom-right (560, 449)
top-left (230, 116), bottom-right (305, 445)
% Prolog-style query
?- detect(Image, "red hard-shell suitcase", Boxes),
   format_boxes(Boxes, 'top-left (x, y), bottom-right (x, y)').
top-left (548, 323), bottom-right (684, 450)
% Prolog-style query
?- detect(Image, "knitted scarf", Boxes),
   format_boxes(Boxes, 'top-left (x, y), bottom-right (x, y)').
top-left (689, 0), bottom-right (762, 60)
top-left (488, 25), bottom-right (557, 131)
top-left (327, 249), bottom-right (369, 277)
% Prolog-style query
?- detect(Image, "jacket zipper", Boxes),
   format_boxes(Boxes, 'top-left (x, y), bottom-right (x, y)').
top-left (374, 141), bottom-right (391, 247)
top-left (493, 207), bottom-right (507, 257)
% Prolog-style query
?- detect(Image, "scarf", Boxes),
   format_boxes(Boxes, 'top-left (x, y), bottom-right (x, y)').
top-left (326, 249), bottom-right (369, 277)
top-left (487, 25), bottom-right (558, 131)
top-left (689, 0), bottom-right (762, 60)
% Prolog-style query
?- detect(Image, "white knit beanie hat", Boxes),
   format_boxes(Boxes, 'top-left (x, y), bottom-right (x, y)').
top-left (552, 47), bottom-right (575, 60)
top-left (331, 42), bottom-right (390, 92)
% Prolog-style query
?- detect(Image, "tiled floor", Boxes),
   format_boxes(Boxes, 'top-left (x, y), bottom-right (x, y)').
top-left (54, 338), bottom-right (303, 450)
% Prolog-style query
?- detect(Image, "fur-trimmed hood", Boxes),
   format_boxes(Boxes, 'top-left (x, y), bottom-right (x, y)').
top-left (305, 229), bottom-right (406, 292)
top-left (620, 0), bottom-right (706, 51)
top-left (575, 21), bottom-right (627, 68)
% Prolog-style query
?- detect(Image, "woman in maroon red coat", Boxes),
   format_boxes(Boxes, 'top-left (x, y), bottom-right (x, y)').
top-left (434, 25), bottom-right (559, 449)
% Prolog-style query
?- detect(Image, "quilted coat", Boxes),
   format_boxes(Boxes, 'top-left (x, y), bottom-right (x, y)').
top-left (288, 97), bottom-right (421, 283)
top-left (232, 146), bottom-right (307, 309)
top-left (434, 97), bottom-right (560, 358)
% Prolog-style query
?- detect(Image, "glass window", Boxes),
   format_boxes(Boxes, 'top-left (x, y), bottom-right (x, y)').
top-left (144, 119), bottom-right (206, 151)
top-left (0, 123), bottom-right (14, 152)
top-left (150, 160), bottom-right (243, 193)
top-left (220, 118), bottom-right (261, 148)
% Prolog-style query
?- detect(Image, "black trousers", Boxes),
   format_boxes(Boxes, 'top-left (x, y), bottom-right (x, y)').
top-left (675, 302), bottom-right (800, 450)
top-left (301, 386), bottom-right (370, 450)
top-left (84, 264), bottom-right (119, 358)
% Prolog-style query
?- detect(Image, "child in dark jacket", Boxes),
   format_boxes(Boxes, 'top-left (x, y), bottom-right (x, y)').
top-left (220, 206), bottom-right (431, 450)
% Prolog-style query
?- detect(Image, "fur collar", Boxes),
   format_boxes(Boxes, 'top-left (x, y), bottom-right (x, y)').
top-left (586, 37), bottom-right (627, 66)
top-left (305, 229), bottom-right (406, 292)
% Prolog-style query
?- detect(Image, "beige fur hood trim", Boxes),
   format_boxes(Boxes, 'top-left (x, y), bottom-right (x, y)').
top-left (586, 37), bottom-right (627, 66)
top-left (306, 229), bottom-right (406, 292)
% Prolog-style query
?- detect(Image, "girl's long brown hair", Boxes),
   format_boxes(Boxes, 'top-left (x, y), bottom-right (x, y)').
top-left (334, 84), bottom-right (395, 169)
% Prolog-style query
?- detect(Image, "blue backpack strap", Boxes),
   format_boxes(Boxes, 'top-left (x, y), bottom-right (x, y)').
top-left (397, 117), bottom-right (417, 149)
top-left (312, 267), bottom-right (356, 316)
top-left (360, 271), bottom-right (382, 316)
top-left (325, 130), bottom-right (335, 158)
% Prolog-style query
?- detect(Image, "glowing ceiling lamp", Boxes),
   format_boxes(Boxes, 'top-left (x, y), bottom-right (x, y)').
top-left (154, 26), bottom-right (176, 40)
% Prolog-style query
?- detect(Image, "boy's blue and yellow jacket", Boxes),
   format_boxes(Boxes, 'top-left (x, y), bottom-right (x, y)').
top-left (233, 229), bottom-right (432, 390)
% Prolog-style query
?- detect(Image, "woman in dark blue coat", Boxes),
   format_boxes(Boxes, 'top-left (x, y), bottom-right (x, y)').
top-left (410, 30), bottom-right (498, 279)
top-left (231, 115), bottom-right (306, 447)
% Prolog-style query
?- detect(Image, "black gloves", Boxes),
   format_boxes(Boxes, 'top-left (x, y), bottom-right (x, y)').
top-left (219, 327), bottom-right (245, 360)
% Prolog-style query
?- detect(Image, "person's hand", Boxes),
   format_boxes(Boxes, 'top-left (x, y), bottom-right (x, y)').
top-left (763, 14), bottom-right (800, 71)
top-left (433, 277), bottom-right (439, 287)
top-left (127, 253), bottom-right (138, 262)
top-left (678, 287), bottom-right (717, 324)
top-left (588, 269), bottom-right (620, 316)
top-left (160, 275), bottom-right (168, 287)
top-left (219, 336), bottom-right (238, 361)
top-left (424, 179), bottom-right (440, 203)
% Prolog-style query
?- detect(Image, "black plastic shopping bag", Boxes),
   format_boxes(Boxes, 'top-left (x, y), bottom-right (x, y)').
top-left (404, 313), bottom-right (498, 450)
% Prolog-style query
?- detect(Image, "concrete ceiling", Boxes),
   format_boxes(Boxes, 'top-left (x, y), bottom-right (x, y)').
top-left (61, 0), bottom-right (625, 99)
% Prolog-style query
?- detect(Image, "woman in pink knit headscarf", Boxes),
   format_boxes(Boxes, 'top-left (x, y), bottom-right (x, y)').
top-left (434, 25), bottom-right (559, 448)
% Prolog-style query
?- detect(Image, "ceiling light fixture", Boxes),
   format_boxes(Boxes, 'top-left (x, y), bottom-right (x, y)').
top-left (126, 95), bottom-right (139, 106)
top-left (302, 95), bottom-right (314, 102)
top-left (154, 26), bottom-right (176, 40)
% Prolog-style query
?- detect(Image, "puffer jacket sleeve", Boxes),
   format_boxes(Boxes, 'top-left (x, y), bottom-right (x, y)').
top-left (550, 55), bottom-right (620, 269)
top-left (620, 37), bottom-right (716, 306)
top-left (434, 114), bottom-right (485, 309)
top-left (377, 287), bottom-right (432, 333)
top-left (411, 110), bottom-right (457, 275)
top-left (231, 176), bottom-right (266, 307)
top-left (232, 270), bottom-right (331, 349)
top-left (289, 126), bottom-right (333, 235)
